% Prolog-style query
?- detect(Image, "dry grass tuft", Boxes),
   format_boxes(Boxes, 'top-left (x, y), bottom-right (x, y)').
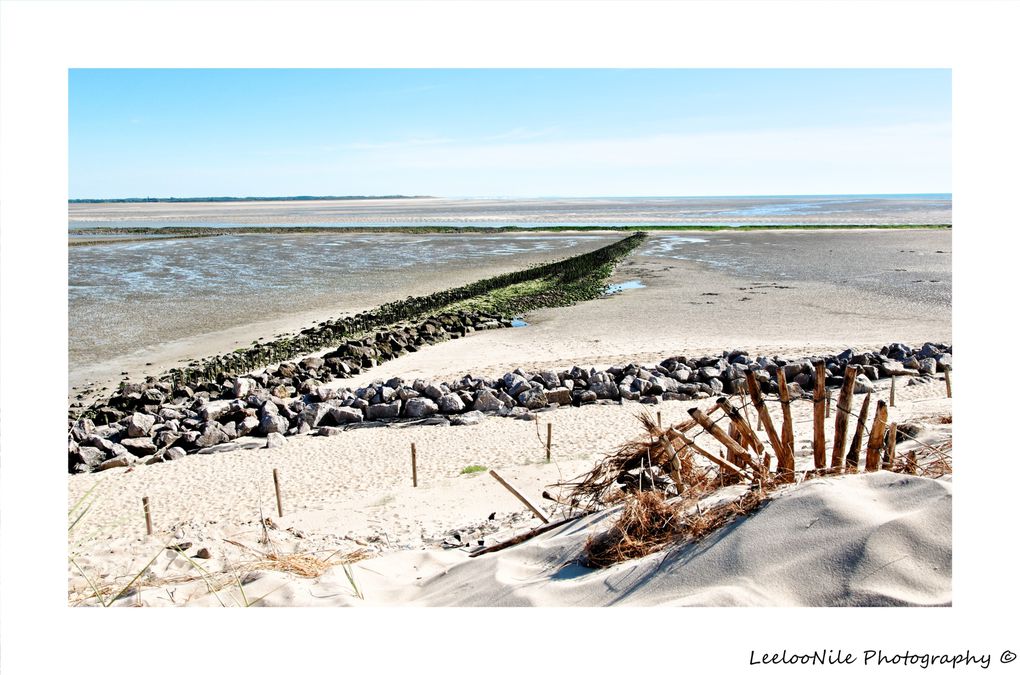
top-left (583, 489), bottom-right (767, 568)
top-left (554, 411), bottom-right (715, 511)
top-left (247, 549), bottom-right (372, 579)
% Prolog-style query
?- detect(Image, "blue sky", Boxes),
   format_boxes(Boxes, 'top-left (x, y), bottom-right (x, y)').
top-left (68, 69), bottom-right (951, 198)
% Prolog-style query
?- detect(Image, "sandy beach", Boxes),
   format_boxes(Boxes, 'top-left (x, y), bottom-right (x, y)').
top-left (67, 227), bottom-right (952, 607)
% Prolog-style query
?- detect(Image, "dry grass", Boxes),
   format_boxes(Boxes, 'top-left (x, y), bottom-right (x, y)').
top-left (554, 411), bottom-right (716, 511)
top-left (245, 548), bottom-right (372, 579)
top-left (583, 489), bottom-right (767, 568)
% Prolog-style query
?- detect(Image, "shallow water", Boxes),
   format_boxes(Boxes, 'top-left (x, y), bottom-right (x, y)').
top-left (68, 232), bottom-right (620, 378)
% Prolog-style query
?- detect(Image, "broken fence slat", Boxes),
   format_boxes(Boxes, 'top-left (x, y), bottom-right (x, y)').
top-left (488, 470), bottom-right (550, 524)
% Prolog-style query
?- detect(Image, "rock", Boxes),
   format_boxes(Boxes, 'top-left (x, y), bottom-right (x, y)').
top-left (196, 421), bottom-right (230, 448)
top-left (423, 383), bottom-right (446, 401)
top-left (97, 455), bottom-right (133, 471)
top-left (70, 418), bottom-right (96, 443)
top-left (163, 447), bottom-right (186, 461)
top-left (259, 412), bottom-right (289, 435)
top-left (879, 362), bottom-right (918, 378)
top-left (545, 387), bottom-right (573, 406)
top-left (473, 389), bottom-right (504, 413)
top-left (199, 401), bottom-right (232, 423)
top-left (517, 387), bottom-right (548, 409)
top-left (853, 374), bottom-right (875, 394)
top-left (121, 437), bottom-right (158, 457)
top-left (533, 370), bottom-right (560, 389)
top-left (450, 410), bottom-right (486, 426)
top-left (266, 432), bottom-right (287, 448)
top-left (579, 390), bottom-right (598, 404)
top-left (367, 401), bottom-right (401, 420)
top-left (918, 358), bottom-right (937, 376)
top-left (697, 366), bottom-right (721, 381)
top-left (233, 377), bottom-right (255, 399)
top-left (935, 353), bottom-right (952, 370)
top-left (332, 406), bottom-right (364, 424)
top-left (237, 416), bottom-right (260, 436)
top-left (72, 445), bottom-right (105, 470)
top-left (303, 402), bottom-right (339, 427)
top-left (438, 393), bottom-right (466, 414)
top-left (317, 427), bottom-right (344, 437)
top-left (589, 380), bottom-right (619, 400)
top-left (862, 365), bottom-right (881, 381)
top-left (404, 397), bottom-right (439, 418)
top-left (126, 412), bottom-right (156, 438)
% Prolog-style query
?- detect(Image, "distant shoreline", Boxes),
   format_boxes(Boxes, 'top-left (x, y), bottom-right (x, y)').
top-left (69, 195), bottom-right (432, 204)
top-left (67, 223), bottom-right (952, 247)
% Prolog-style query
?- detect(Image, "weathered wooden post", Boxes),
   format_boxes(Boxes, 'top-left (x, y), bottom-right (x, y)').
top-left (411, 442), bottom-right (418, 488)
top-left (830, 366), bottom-right (858, 470)
top-left (745, 371), bottom-right (792, 480)
top-left (890, 376), bottom-right (896, 408)
top-left (272, 469), bottom-right (284, 517)
top-left (777, 368), bottom-right (795, 460)
top-left (657, 411), bottom-right (662, 429)
top-left (718, 397), bottom-right (764, 456)
top-left (688, 407), bottom-right (761, 480)
top-left (944, 366), bottom-right (953, 398)
top-left (812, 361), bottom-right (827, 470)
top-left (846, 393), bottom-right (871, 471)
top-left (883, 422), bottom-right (898, 470)
top-left (142, 496), bottom-right (153, 536)
top-left (546, 422), bottom-right (552, 462)
top-left (865, 400), bottom-right (889, 472)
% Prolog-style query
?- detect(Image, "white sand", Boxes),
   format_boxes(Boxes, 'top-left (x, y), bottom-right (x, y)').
top-left (68, 368), bottom-right (951, 607)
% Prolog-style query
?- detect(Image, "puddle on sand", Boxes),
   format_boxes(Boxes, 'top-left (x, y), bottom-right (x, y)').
top-left (605, 279), bottom-right (646, 295)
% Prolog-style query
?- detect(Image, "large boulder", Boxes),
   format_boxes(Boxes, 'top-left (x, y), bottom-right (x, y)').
top-left (518, 387), bottom-right (548, 409)
top-left (121, 437), bottom-right (158, 457)
top-left (126, 412), bottom-right (156, 438)
top-left (545, 387), bottom-right (573, 406)
top-left (473, 389), bottom-right (504, 412)
top-left (259, 412), bottom-right (289, 435)
top-left (438, 393), bottom-right (465, 414)
top-left (196, 421), bottom-right (231, 448)
top-left (405, 397), bottom-right (439, 418)
top-left (367, 401), bottom-right (401, 420)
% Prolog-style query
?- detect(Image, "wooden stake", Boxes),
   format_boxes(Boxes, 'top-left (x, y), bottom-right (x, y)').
top-left (669, 401), bottom-right (722, 434)
top-left (272, 468), bottom-right (284, 518)
top-left (745, 371), bottom-right (792, 480)
top-left (846, 393), bottom-right (871, 472)
top-left (830, 365), bottom-right (858, 470)
top-left (812, 361), bottom-right (827, 470)
top-left (890, 376), bottom-right (896, 407)
top-left (142, 496), bottom-right (153, 536)
top-left (657, 411), bottom-right (662, 429)
top-left (825, 390), bottom-right (832, 418)
top-left (883, 422), bottom-right (898, 470)
top-left (865, 400), bottom-right (889, 472)
top-left (546, 422), bottom-right (552, 462)
top-left (675, 430), bottom-right (752, 480)
top-left (411, 443), bottom-right (418, 487)
top-left (906, 450), bottom-right (918, 475)
top-left (944, 366), bottom-right (952, 398)
top-left (717, 397), bottom-right (765, 456)
top-left (688, 407), bottom-right (761, 478)
top-left (777, 368), bottom-right (794, 460)
top-left (469, 515), bottom-right (581, 558)
top-left (488, 470), bottom-right (549, 523)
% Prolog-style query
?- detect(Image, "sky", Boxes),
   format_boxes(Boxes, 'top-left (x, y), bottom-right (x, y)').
top-left (68, 69), bottom-right (951, 198)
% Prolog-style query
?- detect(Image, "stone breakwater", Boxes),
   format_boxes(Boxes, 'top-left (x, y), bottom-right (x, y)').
top-left (68, 341), bottom-right (951, 474)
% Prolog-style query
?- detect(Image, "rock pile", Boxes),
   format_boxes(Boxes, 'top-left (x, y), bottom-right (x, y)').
top-left (68, 341), bottom-right (951, 474)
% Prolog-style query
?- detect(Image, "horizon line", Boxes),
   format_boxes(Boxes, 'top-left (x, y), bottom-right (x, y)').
top-left (69, 192), bottom-right (953, 203)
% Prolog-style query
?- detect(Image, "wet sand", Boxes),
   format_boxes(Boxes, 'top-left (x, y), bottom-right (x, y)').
top-left (69, 195), bottom-right (951, 225)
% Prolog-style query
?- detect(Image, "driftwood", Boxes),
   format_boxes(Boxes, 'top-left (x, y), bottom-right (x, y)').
top-left (675, 430), bottom-right (752, 480)
top-left (468, 516), bottom-right (581, 558)
top-left (489, 470), bottom-right (549, 523)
